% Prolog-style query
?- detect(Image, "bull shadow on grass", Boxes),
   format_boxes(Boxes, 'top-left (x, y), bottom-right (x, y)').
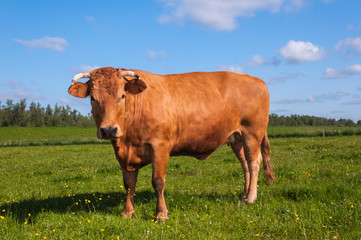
top-left (0, 190), bottom-right (155, 223)
top-left (1, 190), bottom-right (243, 223)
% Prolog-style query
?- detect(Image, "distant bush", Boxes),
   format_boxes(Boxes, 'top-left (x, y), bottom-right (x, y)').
top-left (0, 99), bottom-right (95, 127)
top-left (268, 113), bottom-right (360, 127)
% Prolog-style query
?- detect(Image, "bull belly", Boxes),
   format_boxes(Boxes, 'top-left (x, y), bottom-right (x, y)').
top-left (170, 138), bottom-right (225, 160)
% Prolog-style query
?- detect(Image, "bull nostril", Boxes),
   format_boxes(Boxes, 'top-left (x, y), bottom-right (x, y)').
top-left (100, 128), bottom-right (107, 138)
top-left (100, 126), bottom-right (119, 138)
top-left (109, 127), bottom-right (118, 136)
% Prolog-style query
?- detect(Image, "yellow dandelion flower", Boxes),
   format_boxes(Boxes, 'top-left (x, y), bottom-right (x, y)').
top-left (2, 209), bottom-right (5, 212)
top-left (255, 233), bottom-right (260, 237)
top-left (24, 221), bottom-right (28, 225)
top-left (100, 229), bottom-right (105, 232)
top-left (329, 217), bottom-right (333, 219)
top-left (87, 220), bottom-right (91, 223)
top-left (35, 233), bottom-right (39, 236)
top-left (99, 198), bottom-right (102, 201)
top-left (333, 236), bottom-right (338, 239)
top-left (0, 216), bottom-right (5, 220)
top-left (28, 213), bottom-right (31, 217)
top-left (44, 237), bottom-right (47, 239)
top-left (53, 229), bottom-right (56, 232)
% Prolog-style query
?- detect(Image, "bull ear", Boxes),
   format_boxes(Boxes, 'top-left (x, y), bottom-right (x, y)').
top-left (125, 79), bottom-right (147, 95)
top-left (68, 82), bottom-right (89, 98)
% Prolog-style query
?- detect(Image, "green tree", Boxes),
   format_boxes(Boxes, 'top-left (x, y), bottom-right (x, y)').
top-left (13, 99), bottom-right (28, 126)
top-left (44, 104), bottom-right (53, 126)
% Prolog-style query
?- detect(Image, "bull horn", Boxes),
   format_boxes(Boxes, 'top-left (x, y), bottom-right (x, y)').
top-left (71, 72), bottom-right (91, 85)
top-left (121, 70), bottom-right (140, 79)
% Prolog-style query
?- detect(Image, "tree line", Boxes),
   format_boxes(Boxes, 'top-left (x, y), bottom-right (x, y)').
top-left (0, 99), bottom-right (94, 127)
top-left (269, 113), bottom-right (361, 127)
top-left (0, 99), bottom-right (360, 127)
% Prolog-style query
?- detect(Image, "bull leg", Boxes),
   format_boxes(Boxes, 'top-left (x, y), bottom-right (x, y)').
top-left (151, 148), bottom-right (169, 221)
top-left (121, 169), bottom-right (138, 218)
top-left (230, 140), bottom-right (250, 199)
top-left (242, 133), bottom-right (263, 203)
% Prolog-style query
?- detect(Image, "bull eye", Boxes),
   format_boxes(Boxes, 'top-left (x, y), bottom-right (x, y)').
top-left (90, 96), bottom-right (95, 101)
top-left (117, 94), bottom-right (126, 103)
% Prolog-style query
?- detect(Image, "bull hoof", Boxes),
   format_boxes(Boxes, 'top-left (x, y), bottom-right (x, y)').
top-left (155, 214), bottom-right (169, 222)
top-left (122, 211), bottom-right (135, 218)
top-left (244, 196), bottom-right (257, 204)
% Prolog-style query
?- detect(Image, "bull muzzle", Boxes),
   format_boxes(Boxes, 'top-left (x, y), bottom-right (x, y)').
top-left (99, 126), bottom-right (120, 139)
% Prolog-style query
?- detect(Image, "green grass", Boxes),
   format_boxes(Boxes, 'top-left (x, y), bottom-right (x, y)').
top-left (0, 127), bottom-right (101, 147)
top-left (267, 126), bottom-right (361, 138)
top-left (1, 126), bottom-right (361, 147)
top-left (0, 128), bottom-right (360, 239)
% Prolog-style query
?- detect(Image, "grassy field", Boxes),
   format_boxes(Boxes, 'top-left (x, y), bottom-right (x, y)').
top-left (0, 127), bottom-right (100, 147)
top-left (0, 127), bottom-right (360, 239)
top-left (1, 126), bottom-right (360, 147)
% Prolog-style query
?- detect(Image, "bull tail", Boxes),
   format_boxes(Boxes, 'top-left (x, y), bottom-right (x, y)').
top-left (261, 131), bottom-right (275, 184)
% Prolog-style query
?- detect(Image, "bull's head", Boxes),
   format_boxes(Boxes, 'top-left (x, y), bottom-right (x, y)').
top-left (68, 67), bottom-right (147, 139)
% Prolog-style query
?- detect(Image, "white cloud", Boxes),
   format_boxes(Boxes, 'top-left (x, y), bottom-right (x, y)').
top-left (247, 55), bottom-right (281, 67)
top-left (146, 50), bottom-right (167, 60)
top-left (15, 90), bottom-right (44, 100)
top-left (323, 64), bottom-right (361, 79)
top-left (345, 64), bottom-right (361, 74)
top-left (218, 64), bottom-right (243, 73)
top-left (275, 91), bottom-right (349, 105)
top-left (307, 92), bottom-right (349, 102)
top-left (323, 67), bottom-right (346, 79)
top-left (264, 72), bottom-right (303, 84)
top-left (85, 16), bottom-right (96, 22)
top-left (158, 0), bottom-right (308, 31)
top-left (71, 65), bottom-right (100, 73)
top-left (14, 36), bottom-right (68, 52)
top-left (7, 80), bottom-right (21, 89)
top-left (335, 37), bottom-right (361, 58)
top-left (0, 90), bottom-right (44, 101)
top-left (274, 98), bottom-right (304, 104)
top-left (247, 55), bottom-right (267, 67)
top-left (342, 100), bottom-right (361, 105)
top-left (58, 98), bottom-right (87, 105)
top-left (279, 40), bottom-right (325, 64)
top-left (219, 55), bottom-right (280, 75)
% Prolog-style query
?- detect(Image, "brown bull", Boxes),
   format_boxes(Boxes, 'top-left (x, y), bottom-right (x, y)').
top-left (68, 67), bottom-right (275, 220)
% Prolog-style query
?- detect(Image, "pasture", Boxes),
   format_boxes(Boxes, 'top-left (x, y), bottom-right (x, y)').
top-left (0, 127), bottom-right (360, 239)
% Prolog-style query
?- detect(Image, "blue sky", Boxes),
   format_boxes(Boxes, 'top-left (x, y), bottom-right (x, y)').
top-left (1, 0), bottom-right (361, 121)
